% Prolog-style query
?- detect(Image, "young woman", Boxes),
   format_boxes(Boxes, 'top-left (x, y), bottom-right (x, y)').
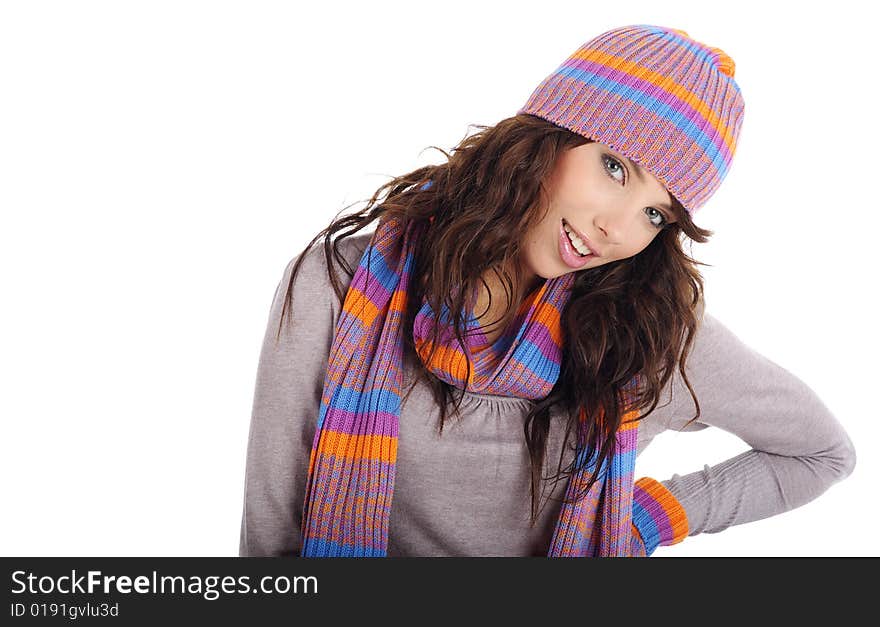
top-left (239, 24), bottom-right (856, 557)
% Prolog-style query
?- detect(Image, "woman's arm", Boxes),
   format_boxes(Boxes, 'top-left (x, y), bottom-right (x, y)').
top-left (238, 241), bottom-right (350, 557)
top-left (633, 312), bottom-right (857, 553)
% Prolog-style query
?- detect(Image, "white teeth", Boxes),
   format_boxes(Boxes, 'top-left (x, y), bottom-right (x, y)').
top-left (563, 222), bottom-right (592, 256)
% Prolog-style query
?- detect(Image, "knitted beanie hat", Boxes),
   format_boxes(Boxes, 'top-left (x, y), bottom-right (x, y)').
top-left (517, 24), bottom-right (745, 214)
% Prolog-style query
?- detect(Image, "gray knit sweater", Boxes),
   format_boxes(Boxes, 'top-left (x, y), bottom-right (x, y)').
top-left (239, 231), bottom-right (857, 556)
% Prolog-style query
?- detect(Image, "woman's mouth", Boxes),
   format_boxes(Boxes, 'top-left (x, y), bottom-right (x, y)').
top-left (558, 218), bottom-right (595, 269)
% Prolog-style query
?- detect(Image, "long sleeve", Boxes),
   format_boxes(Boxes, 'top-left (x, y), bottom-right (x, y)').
top-left (647, 311), bottom-right (857, 541)
top-left (238, 240), bottom-right (351, 557)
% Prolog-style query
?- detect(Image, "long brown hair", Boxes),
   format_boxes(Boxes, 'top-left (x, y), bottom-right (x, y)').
top-left (276, 113), bottom-right (711, 524)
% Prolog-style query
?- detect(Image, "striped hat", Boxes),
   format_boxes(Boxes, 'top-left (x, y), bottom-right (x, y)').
top-left (517, 24), bottom-right (745, 214)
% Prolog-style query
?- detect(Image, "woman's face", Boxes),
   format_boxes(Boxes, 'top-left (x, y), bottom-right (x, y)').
top-left (518, 141), bottom-right (677, 284)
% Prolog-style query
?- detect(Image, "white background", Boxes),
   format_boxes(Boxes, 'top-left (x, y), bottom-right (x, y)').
top-left (1, 0), bottom-right (876, 557)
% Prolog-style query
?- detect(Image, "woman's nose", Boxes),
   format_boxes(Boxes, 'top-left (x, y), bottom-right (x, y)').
top-left (593, 210), bottom-right (629, 245)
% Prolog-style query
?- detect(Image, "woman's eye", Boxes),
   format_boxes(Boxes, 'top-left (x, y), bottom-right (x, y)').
top-left (645, 206), bottom-right (668, 229)
top-left (603, 154), bottom-right (668, 230)
top-left (602, 155), bottom-right (625, 184)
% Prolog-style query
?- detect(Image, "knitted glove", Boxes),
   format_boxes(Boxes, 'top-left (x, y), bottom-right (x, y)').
top-left (630, 476), bottom-right (690, 556)
top-left (629, 523), bottom-right (648, 557)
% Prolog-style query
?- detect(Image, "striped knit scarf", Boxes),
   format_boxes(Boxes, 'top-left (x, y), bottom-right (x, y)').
top-left (300, 213), bottom-right (641, 557)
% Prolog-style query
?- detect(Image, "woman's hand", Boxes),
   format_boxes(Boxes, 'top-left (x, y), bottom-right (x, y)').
top-left (630, 523), bottom-right (648, 557)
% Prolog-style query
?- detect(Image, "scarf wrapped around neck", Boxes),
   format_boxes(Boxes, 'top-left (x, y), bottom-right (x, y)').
top-left (300, 212), bottom-right (642, 557)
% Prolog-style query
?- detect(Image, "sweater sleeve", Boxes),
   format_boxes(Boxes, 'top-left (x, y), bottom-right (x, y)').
top-left (238, 238), bottom-right (360, 557)
top-left (646, 311), bottom-right (857, 542)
